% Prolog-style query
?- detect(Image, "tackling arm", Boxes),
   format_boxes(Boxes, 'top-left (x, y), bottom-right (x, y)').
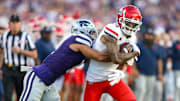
top-left (69, 44), bottom-right (110, 62)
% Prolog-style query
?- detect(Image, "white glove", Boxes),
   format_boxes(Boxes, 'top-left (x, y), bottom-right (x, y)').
top-left (135, 56), bottom-right (138, 61)
top-left (126, 58), bottom-right (134, 66)
top-left (108, 70), bottom-right (125, 86)
top-left (130, 43), bottom-right (140, 55)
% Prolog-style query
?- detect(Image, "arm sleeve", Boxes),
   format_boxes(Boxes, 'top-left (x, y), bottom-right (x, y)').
top-left (75, 35), bottom-right (93, 47)
top-left (25, 34), bottom-right (36, 50)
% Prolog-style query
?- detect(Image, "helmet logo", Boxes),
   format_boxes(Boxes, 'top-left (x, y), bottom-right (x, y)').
top-left (79, 21), bottom-right (90, 27)
top-left (71, 19), bottom-right (98, 42)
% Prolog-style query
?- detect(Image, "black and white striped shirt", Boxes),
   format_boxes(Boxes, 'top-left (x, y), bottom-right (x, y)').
top-left (0, 31), bottom-right (36, 67)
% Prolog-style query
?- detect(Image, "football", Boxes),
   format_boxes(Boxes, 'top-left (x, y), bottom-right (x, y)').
top-left (119, 42), bottom-right (133, 53)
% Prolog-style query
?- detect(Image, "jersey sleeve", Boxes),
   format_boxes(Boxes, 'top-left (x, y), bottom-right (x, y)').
top-left (75, 34), bottom-right (93, 47)
top-left (103, 24), bottom-right (120, 39)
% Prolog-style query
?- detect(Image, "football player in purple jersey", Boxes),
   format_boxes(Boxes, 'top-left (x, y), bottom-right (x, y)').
top-left (19, 19), bottom-right (110, 101)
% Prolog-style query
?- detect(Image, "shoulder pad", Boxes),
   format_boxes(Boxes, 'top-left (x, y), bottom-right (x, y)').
top-left (102, 23), bottom-right (122, 40)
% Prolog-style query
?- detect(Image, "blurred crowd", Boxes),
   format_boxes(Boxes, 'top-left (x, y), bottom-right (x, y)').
top-left (0, 0), bottom-right (180, 101)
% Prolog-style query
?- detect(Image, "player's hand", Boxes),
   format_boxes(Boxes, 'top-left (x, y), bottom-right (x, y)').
top-left (108, 70), bottom-right (125, 86)
top-left (12, 47), bottom-right (21, 54)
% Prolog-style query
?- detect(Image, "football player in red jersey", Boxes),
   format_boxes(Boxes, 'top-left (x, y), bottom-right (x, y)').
top-left (84, 5), bottom-right (142, 101)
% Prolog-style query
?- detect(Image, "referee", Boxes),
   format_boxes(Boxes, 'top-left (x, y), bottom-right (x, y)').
top-left (0, 14), bottom-right (37, 101)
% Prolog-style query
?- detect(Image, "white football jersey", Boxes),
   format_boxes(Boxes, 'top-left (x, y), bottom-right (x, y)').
top-left (86, 23), bottom-right (137, 82)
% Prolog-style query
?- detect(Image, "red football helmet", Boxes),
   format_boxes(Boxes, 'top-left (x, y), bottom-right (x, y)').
top-left (117, 5), bottom-right (142, 36)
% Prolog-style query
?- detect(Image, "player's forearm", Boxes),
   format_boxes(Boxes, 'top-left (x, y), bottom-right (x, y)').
top-left (102, 35), bottom-right (121, 63)
top-left (21, 49), bottom-right (37, 59)
top-left (105, 42), bottom-right (121, 64)
top-left (105, 42), bottom-right (138, 65)
top-left (117, 52), bottom-right (139, 63)
top-left (79, 44), bottom-right (109, 62)
top-left (102, 34), bottom-right (137, 64)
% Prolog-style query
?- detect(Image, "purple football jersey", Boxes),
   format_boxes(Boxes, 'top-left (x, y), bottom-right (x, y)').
top-left (33, 34), bottom-right (92, 85)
